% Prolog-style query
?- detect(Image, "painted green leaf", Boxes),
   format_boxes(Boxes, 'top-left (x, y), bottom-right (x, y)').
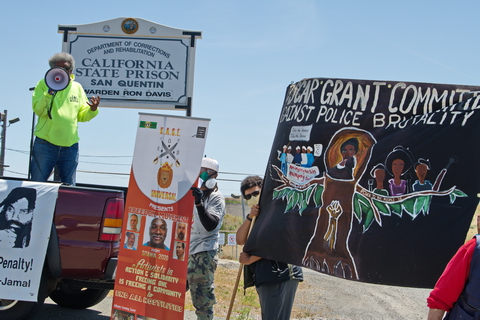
top-left (373, 199), bottom-right (391, 216)
top-left (413, 196), bottom-right (431, 216)
top-left (363, 211), bottom-right (374, 232)
top-left (353, 194), bottom-right (362, 220)
top-left (285, 191), bottom-right (295, 211)
top-left (402, 199), bottom-right (416, 219)
top-left (389, 203), bottom-right (403, 217)
top-left (313, 185), bottom-right (324, 208)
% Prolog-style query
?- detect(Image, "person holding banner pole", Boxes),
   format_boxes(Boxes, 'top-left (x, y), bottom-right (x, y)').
top-left (188, 157), bottom-right (226, 320)
top-left (427, 215), bottom-right (480, 319)
top-left (237, 175), bottom-right (303, 320)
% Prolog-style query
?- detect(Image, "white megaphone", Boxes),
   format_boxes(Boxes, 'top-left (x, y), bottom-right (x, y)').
top-left (44, 67), bottom-right (70, 92)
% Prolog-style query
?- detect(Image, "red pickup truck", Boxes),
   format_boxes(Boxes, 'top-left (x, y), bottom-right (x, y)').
top-left (0, 180), bottom-right (125, 320)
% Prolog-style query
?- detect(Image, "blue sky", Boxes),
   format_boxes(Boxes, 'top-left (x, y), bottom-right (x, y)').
top-left (2, 1), bottom-right (480, 197)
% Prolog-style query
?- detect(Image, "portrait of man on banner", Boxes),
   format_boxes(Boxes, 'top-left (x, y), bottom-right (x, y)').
top-left (124, 232), bottom-right (137, 250)
top-left (143, 217), bottom-right (171, 250)
top-left (175, 221), bottom-right (187, 241)
top-left (0, 187), bottom-right (37, 249)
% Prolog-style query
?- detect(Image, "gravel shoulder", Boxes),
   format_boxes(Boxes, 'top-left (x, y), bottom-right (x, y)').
top-left (294, 267), bottom-right (431, 320)
top-left (218, 259), bottom-right (432, 320)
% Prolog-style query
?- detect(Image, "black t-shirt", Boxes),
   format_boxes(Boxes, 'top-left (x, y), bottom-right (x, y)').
top-left (248, 258), bottom-right (303, 287)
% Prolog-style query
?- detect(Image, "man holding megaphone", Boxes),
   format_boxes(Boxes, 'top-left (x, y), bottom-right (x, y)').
top-left (30, 52), bottom-right (100, 185)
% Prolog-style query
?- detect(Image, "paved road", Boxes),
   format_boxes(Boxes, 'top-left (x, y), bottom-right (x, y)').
top-left (31, 261), bottom-right (237, 319)
top-left (32, 297), bottom-right (226, 320)
top-left (32, 297), bottom-right (111, 320)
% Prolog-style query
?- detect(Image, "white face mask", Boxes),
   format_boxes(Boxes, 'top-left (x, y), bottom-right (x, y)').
top-left (204, 178), bottom-right (217, 189)
top-left (245, 192), bottom-right (260, 207)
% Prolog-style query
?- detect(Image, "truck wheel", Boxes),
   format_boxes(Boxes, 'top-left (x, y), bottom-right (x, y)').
top-left (0, 270), bottom-right (49, 320)
top-left (49, 284), bottom-right (109, 309)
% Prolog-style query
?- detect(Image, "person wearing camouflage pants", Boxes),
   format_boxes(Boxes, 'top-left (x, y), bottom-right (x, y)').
top-left (188, 158), bottom-right (226, 319)
top-left (187, 250), bottom-right (218, 319)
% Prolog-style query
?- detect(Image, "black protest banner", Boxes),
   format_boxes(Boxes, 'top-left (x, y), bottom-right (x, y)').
top-left (244, 78), bottom-right (480, 288)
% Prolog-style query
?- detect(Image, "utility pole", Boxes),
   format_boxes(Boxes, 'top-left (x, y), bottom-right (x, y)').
top-left (0, 110), bottom-right (20, 177)
top-left (0, 110), bottom-right (7, 176)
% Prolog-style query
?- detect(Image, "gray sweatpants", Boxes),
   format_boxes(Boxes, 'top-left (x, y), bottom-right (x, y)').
top-left (256, 279), bottom-right (300, 320)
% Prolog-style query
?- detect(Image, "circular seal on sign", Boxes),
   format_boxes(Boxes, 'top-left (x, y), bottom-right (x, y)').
top-left (121, 18), bottom-right (139, 34)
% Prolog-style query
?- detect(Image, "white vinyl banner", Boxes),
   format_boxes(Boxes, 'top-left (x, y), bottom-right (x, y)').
top-left (130, 113), bottom-right (209, 205)
top-left (0, 180), bottom-right (60, 301)
top-left (112, 113), bottom-right (209, 320)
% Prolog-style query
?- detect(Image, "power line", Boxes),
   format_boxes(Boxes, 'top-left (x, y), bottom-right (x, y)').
top-left (5, 148), bottom-right (29, 155)
top-left (6, 148), bottom-right (132, 166)
top-left (4, 169), bottom-right (27, 176)
top-left (76, 172), bottom-right (248, 183)
top-left (77, 170), bottom-right (129, 176)
top-left (5, 148), bottom-right (262, 179)
top-left (7, 148), bottom-right (132, 158)
top-left (81, 154), bottom-right (133, 158)
top-left (219, 171), bottom-right (263, 176)
top-left (80, 161), bottom-right (131, 166)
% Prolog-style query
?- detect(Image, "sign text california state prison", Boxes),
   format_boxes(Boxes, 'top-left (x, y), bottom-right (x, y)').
top-left (75, 41), bottom-right (179, 97)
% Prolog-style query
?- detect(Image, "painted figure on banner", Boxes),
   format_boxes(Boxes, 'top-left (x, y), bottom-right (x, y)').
top-left (369, 163), bottom-right (389, 196)
top-left (384, 146), bottom-right (414, 196)
top-left (293, 146), bottom-right (302, 165)
top-left (278, 145), bottom-right (288, 175)
top-left (303, 128), bottom-right (376, 279)
top-left (327, 137), bottom-right (360, 180)
top-left (412, 158), bottom-right (433, 192)
top-left (287, 146), bottom-right (293, 169)
top-left (301, 146), bottom-right (308, 167)
top-left (305, 146), bottom-right (315, 168)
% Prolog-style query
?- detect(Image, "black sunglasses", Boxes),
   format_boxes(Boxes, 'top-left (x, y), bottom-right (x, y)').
top-left (244, 190), bottom-right (260, 200)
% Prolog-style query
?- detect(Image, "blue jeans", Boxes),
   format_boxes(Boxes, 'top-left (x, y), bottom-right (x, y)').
top-left (30, 137), bottom-right (78, 185)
